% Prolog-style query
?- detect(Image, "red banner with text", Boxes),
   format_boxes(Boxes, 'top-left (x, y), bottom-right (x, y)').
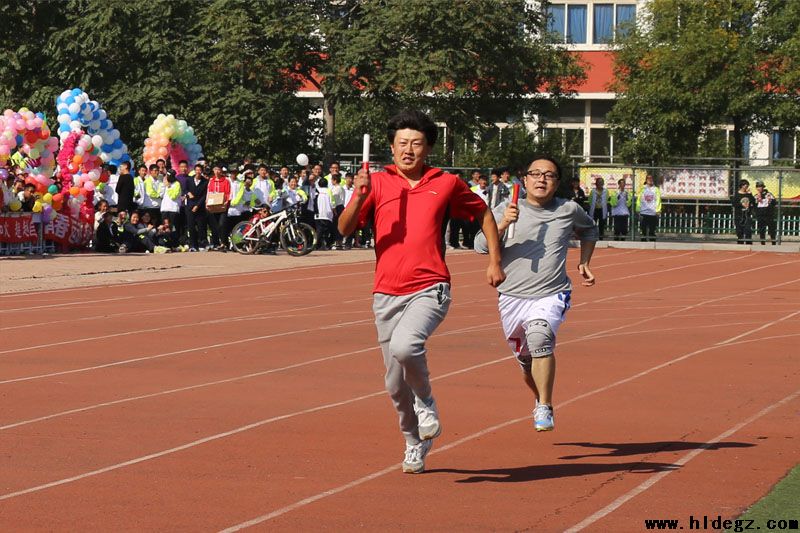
top-left (0, 213), bottom-right (92, 247)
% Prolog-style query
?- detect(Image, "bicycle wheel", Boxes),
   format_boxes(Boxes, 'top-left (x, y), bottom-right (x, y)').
top-left (230, 221), bottom-right (259, 255)
top-left (279, 222), bottom-right (313, 256)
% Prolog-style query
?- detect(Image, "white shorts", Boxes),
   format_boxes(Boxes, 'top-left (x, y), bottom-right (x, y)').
top-left (498, 291), bottom-right (571, 367)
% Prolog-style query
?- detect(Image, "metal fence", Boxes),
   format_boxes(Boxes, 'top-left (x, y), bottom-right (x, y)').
top-left (573, 163), bottom-right (800, 244)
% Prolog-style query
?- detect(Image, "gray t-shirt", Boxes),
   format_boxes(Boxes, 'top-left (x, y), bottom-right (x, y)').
top-left (474, 197), bottom-right (598, 298)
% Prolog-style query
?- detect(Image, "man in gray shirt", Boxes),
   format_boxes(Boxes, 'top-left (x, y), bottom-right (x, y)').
top-left (475, 155), bottom-right (598, 431)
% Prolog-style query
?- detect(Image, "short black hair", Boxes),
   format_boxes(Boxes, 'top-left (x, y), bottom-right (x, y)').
top-left (24, 183), bottom-right (36, 191)
top-left (156, 158), bottom-right (166, 165)
top-left (528, 155), bottom-right (563, 180)
top-left (120, 161), bottom-right (131, 171)
top-left (149, 164), bottom-right (159, 171)
top-left (178, 160), bottom-right (188, 166)
top-left (387, 110), bottom-right (438, 146)
top-left (739, 179), bottom-right (749, 188)
top-left (138, 164), bottom-right (147, 171)
top-left (106, 164), bottom-right (118, 174)
top-left (258, 163), bottom-right (268, 170)
top-left (317, 177), bottom-right (328, 188)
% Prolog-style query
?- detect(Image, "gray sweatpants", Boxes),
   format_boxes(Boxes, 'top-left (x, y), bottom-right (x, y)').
top-left (373, 282), bottom-right (451, 445)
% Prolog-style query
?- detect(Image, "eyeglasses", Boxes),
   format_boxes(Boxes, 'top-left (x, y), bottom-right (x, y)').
top-left (525, 170), bottom-right (558, 181)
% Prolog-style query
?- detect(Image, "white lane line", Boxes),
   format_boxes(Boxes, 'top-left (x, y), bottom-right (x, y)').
top-left (1, 317), bottom-right (734, 431)
top-left (0, 323), bottom-right (490, 431)
top-left (0, 252), bottom-right (489, 310)
top-left (565, 388), bottom-right (800, 533)
top-left (0, 319), bottom-right (373, 385)
top-left (4, 300), bottom-right (793, 506)
top-left (570, 272), bottom-right (800, 343)
top-left (0, 258), bottom-right (380, 298)
top-left (0, 296), bottom-right (374, 356)
top-left (0, 267), bottom-right (375, 313)
top-left (217, 308), bottom-right (800, 531)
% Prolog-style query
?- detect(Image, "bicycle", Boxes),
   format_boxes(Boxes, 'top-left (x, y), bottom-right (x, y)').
top-left (229, 204), bottom-right (316, 256)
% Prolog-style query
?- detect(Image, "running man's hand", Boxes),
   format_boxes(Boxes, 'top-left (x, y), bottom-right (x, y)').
top-left (578, 263), bottom-right (595, 286)
top-left (354, 168), bottom-right (371, 199)
top-left (487, 262), bottom-right (506, 287)
top-left (498, 203), bottom-right (519, 232)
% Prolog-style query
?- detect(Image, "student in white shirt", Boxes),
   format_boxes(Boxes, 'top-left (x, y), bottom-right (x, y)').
top-left (314, 177), bottom-right (335, 250)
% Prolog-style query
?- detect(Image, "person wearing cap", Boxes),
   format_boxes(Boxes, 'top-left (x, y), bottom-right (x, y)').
top-left (754, 180), bottom-right (777, 245)
top-left (732, 179), bottom-right (756, 245)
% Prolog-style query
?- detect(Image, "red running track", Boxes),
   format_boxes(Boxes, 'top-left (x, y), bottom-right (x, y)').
top-left (1, 249), bottom-right (798, 531)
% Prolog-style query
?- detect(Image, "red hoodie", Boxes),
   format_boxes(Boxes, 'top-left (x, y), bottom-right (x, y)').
top-left (354, 165), bottom-right (486, 295)
top-left (208, 176), bottom-right (231, 202)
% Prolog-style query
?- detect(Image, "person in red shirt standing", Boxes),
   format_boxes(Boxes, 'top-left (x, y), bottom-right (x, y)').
top-left (207, 164), bottom-right (231, 251)
top-left (339, 110), bottom-right (505, 474)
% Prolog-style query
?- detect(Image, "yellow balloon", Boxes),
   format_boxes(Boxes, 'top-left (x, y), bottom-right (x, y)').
top-left (43, 193), bottom-right (53, 204)
top-left (33, 201), bottom-right (43, 213)
top-left (9, 200), bottom-right (21, 211)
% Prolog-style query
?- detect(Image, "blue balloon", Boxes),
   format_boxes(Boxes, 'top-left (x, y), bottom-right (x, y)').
top-left (92, 111), bottom-right (100, 120)
top-left (99, 120), bottom-right (108, 129)
top-left (64, 95), bottom-right (75, 105)
top-left (35, 112), bottom-right (44, 119)
top-left (71, 88), bottom-right (82, 96)
top-left (69, 112), bottom-right (79, 120)
top-left (112, 139), bottom-right (123, 149)
top-left (58, 124), bottom-right (70, 133)
top-left (102, 143), bottom-right (114, 152)
top-left (15, 135), bottom-right (23, 144)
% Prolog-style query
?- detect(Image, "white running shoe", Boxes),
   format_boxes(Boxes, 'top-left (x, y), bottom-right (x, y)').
top-left (414, 396), bottom-right (441, 440)
top-left (402, 440), bottom-right (433, 474)
top-left (533, 403), bottom-right (554, 432)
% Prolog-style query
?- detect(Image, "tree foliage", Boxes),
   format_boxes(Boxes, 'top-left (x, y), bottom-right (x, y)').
top-left (1, 0), bottom-right (582, 167)
top-left (608, 0), bottom-right (800, 165)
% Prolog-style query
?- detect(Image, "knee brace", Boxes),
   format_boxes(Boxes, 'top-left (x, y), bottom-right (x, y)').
top-left (525, 319), bottom-right (555, 358)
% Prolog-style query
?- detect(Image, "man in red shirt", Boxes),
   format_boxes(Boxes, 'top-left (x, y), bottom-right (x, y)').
top-left (339, 110), bottom-right (505, 474)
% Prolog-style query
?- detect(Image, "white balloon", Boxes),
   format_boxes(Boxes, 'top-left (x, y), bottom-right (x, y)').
top-left (60, 90), bottom-right (72, 101)
top-left (296, 153), bottom-right (309, 166)
top-left (57, 115), bottom-right (70, 125)
top-left (68, 103), bottom-right (80, 115)
top-left (89, 169), bottom-right (101, 180)
top-left (111, 149), bottom-right (122, 159)
top-left (91, 135), bottom-right (103, 147)
top-left (110, 129), bottom-right (120, 140)
top-left (69, 120), bottom-right (82, 131)
top-left (75, 146), bottom-right (85, 155)
top-left (59, 131), bottom-right (71, 141)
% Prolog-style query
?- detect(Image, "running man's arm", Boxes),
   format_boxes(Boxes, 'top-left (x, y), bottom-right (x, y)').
top-left (338, 169), bottom-right (372, 236)
top-left (480, 207), bottom-right (506, 287)
top-left (572, 202), bottom-right (599, 286)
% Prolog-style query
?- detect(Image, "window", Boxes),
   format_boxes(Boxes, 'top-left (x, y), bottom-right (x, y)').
top-left (542, 127), bottom-right (585, 157)
top-left (772, 131), bottom-right (797, 161)
top-left (567, 5), bottom-right (587, 43)
top-left (547, 4), bottom-right (565, 41)
top-left (590, 128), bottom-right (611, 158)
top-left (547, 4), bottom-right (587, 44)
top-left (542, 100), bottom-right (585, 124)
top-left (616, 4), bottom-right (636, 38)
top-left (590, 100), bottom-right (614, 123)
top-left (593, 4), bottom-right (614, 44)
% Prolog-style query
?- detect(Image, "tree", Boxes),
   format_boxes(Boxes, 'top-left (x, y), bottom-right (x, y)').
top-left (295, 0), bottom-right (583, 164)
top-left (607, 0), bottom-right (799, 165)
